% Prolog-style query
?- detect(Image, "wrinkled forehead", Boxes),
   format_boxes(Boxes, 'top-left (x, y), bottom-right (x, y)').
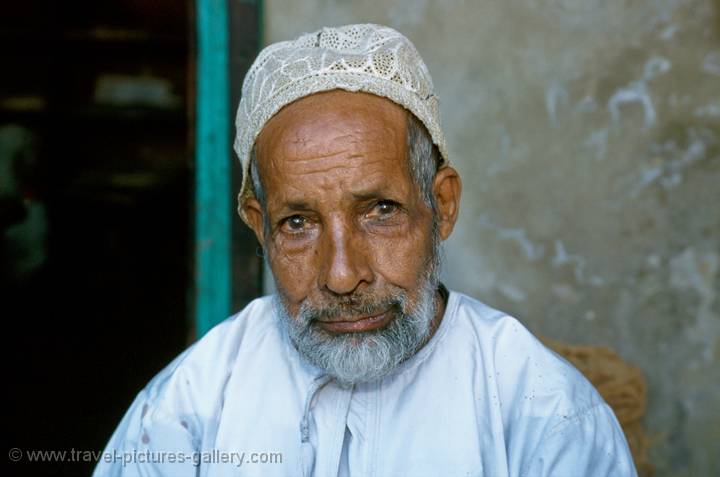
top-left (252, 91), bottom-right (421, 209)
top-left (255, 90), bottom-right (408, 163)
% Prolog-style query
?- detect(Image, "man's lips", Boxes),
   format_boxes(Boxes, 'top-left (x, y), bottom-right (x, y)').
top-left (317, 310), bottom-right (393, 333)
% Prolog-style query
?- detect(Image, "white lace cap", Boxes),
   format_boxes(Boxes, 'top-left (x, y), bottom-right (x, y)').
top-left (234, 23), bottom-right (448, 222)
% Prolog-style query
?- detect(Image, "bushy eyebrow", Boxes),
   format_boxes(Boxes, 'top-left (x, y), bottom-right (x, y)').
top-left (351, 185), bottom-right (409, 207)
top-left (283, 201), bottom-right (311, 211)
top-left (267, 201), bottom-right (313, 224)
top-left (351, 190), bottom-right (387, 202)
top-left (274, 185), bottom-right (402, 216)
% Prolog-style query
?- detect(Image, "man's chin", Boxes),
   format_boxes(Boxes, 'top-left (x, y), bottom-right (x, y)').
top-left (272, 272), bottom-right (441, 384)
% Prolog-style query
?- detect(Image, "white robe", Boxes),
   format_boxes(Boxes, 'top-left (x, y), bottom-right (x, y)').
top-left (94, 290), bottom-right (637, 477)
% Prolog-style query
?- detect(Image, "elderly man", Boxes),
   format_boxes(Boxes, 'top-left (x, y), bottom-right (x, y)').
top-left (95, 24), bottom-right (636, 477)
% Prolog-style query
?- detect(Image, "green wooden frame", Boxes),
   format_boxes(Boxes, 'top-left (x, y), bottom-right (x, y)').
top-left (194, 0), bottom-right (263, 337)
top-left (194, 0), bottom-right (232, 337)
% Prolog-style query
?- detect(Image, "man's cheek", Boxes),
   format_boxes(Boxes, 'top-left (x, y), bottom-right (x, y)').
top-left (270, 249), bottom-right (313, 287)
top-left (369, 235), bottom-right (427, 284)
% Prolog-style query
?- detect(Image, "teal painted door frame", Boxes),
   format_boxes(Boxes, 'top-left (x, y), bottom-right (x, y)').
top-left (195, 0), bottom-right (263, 337)
top-left (194, 0), bottom-right (232, 337)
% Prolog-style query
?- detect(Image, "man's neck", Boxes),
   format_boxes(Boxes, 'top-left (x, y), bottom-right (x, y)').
top-left (424, 283), bottom-right (449, 347)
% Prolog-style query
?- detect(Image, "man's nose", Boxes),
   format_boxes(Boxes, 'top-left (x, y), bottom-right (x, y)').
top-left (319, 217), bottom-right (373, 295)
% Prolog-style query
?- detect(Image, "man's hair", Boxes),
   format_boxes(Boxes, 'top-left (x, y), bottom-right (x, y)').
top-left (248, 111), bottom-right (441, 220)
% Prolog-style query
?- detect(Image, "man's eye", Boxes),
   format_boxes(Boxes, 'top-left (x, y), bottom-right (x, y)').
top-left (283, 215), bottom-right (307, 231)
top-left (373, 200), bottom-right (399, 216)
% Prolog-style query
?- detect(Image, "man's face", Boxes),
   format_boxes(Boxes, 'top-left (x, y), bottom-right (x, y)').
top-left (244, 90), bottom-right (460, 383)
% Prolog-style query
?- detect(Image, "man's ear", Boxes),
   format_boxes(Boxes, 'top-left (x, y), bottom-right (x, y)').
top-left (242, 197), bottom-right (266, 247)
top-left (432, 166), bottom-right (462, 240)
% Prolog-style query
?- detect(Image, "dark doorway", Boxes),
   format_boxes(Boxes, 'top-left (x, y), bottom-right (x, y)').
top-left (3, 2), bottom-right (191, 475)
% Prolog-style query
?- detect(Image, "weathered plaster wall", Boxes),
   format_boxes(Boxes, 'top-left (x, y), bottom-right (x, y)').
top-left (262, 1), bottom-right (720, 475)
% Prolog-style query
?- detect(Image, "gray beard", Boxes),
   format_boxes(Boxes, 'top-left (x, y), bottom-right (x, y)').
top-left (272, 223), bottom-right (443, 385)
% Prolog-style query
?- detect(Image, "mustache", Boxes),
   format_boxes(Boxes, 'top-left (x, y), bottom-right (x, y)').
top-left (298, 291), bottom-right (407, 322)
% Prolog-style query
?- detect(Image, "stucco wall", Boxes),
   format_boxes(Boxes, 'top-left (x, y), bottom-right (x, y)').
top-left (261, 1), bottom-right (720, 475)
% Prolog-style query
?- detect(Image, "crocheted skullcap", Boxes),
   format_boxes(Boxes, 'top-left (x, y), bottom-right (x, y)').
top-left (234, 23), bottom-right (449, 222)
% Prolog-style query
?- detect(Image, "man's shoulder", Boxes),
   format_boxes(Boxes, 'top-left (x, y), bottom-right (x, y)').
top-left (181, 294), bottom-right (278, 370)
top-left (447, 289), bottom-right (546, 351)
top-left (94, 295), bottom-right (284, 461)
top-left (447, 289), bottom-right (604, 416)
top-left (446, 290), bottom-right (629, 471)
top-left (141, 295), bottom-right (281, 411)
top-left (447, 289), bottom-right (507, 324)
